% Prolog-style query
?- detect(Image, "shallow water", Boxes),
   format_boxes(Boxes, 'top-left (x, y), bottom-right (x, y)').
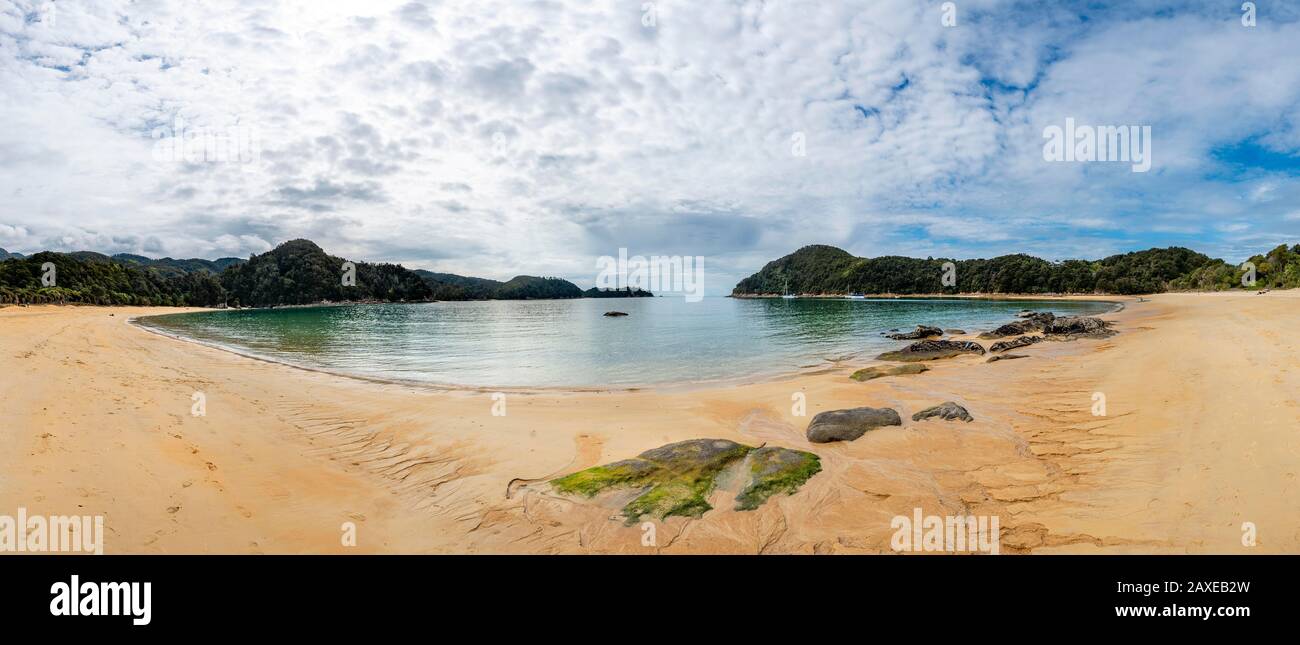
top-left (138, 297), bottom-right (1115, 388)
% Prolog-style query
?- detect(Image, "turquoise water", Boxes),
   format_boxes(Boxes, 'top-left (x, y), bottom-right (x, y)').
top-left (138, 297), bottom-right (1116, 388)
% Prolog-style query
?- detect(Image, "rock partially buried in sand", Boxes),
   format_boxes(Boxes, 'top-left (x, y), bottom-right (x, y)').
top-left (603, 311), bottom-right (629, 317)
top-left (885, 325), bottom-right (943, 340)
top-left (550, 439), bottom-right (819, 524)
top-left (1044, 315), bottom-right (1115, 339)
top-left (734, 447), bottom-right (822, 511)
top-left (986, 353), bottom-right (1028, 363)
top-left (912, 401), bottom-right (973, 422)
top-left (850, 363), bottom-right (929, 382)
top-left (876, 340), bottom-right (985, 362)
top-left (989, 335), bottom-right (1042, 352)
top-left (806, 407), bottom-right (902, 443)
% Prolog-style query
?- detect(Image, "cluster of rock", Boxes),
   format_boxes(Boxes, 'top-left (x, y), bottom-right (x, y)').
top-left (806, 401), bottom-right (974, 443)
top-left (876, 339), bottom-right (986, 362)
top-left (978, 312), bottom-right (1056, 339)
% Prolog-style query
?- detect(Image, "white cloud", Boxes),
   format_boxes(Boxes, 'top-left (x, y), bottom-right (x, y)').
top-left (1, 0), bottom-right (1299, 291)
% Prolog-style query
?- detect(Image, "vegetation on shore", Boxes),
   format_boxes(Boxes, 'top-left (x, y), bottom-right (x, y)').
top-left (733, 244), bottom-right (1289, 296)
top-left (0, 239), bottom-right (643, 307)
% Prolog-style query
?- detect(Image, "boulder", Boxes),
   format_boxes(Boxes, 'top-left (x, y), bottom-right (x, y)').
top-left (1044, 316), bottom-right (1115, 338)
top-left (850, 363), bottom-right (929, 381)
top-left (912, 401), bottom-right (973, 422)
top-left (806, 407), bottom-right (902, 443)
top-left (886, 325), bottom-right (943, 340)
top-left (638, 439), bottom-right (751, 474)
top-left (989, 335), bottom-right (1043, 352)
top-left (734, 447), bottom-right (822, 511)
top-left (876, 339), bottom-right (986, 362)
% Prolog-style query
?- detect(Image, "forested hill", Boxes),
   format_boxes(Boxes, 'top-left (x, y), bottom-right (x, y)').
top-left (0, 239), bottom-right (617, 306)
top-left (411, 270), bottom-right (585, 300)
top-left (220, 239), bottom-right (433, 307)
top-left (732, 244), bottom-right (1273, 296)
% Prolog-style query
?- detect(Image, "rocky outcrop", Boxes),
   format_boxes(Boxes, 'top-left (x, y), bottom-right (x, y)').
top-left (912, 401), bottom-right (973, 422)
top-left (978, 312), bottom-right (1055, 339)
top-left (989, 335), bottom-right (1043, 352)
top-left (806, 407), bottom-right (902, 443)
top-left (876, 340), bottom-right (986, 362)
top-left (850, 363), bottom-right (929, 381)
top-left (1044, 315), bottom-right (1115, 338)
top-left (885, 325), bottom-right (943, 340)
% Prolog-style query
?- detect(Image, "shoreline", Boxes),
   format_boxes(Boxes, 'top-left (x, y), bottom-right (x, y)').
top-left (3, 293), bottom-right (1297, 554)
top-left (128, 294), bottom-right (1127, 395)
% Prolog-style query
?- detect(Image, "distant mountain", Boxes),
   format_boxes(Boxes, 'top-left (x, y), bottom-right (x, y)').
top-left (0, 248), bottom-right (24, 261)
top-left (220, 239), bottom-right (432, 307)
top-left (0, 251), bottom-right (225, 306)
top-left (412, 270), bottom-right (583, 300)
top-left (495, 275), bottom-right (583, 299)
top-left (583, 287), bottom-right (654, 298)
top-left (734, 245), bottom-right (1229, 296)
top-left (412, 270), bottom-right (503, 300)
top-left (111, 253), bottom-right (244, 278)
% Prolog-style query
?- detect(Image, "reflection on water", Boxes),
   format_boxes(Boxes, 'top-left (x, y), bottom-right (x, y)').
top-left (139, 297), bottom-right (1114, 388)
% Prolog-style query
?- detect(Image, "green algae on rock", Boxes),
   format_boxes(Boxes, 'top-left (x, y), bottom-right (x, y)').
top-left (550, 439), bottom-right (820, 524)
top-left (734, 447), bottom-right (822, 511)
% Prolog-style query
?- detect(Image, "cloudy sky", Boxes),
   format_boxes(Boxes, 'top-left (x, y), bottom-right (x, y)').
top-left (3, 0), bottom-right (1300, 293)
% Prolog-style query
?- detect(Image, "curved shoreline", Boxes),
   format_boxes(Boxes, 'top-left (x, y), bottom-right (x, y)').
top-left (128, 295), bottom-right (1126, 395)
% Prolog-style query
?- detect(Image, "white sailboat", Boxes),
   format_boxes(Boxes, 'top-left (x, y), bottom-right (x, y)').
top-left (781, 277), bottom-right (796, 299)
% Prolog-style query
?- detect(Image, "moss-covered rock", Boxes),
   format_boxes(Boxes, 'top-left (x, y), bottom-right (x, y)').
top-left (850, 363), bottom-right (929, 382)
top-left (549, 439), bottom-right (821, 524)
top-left (734, 447), bottom-right (822, 511)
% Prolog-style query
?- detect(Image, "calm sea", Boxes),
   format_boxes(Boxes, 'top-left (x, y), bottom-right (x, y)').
top-left (137, 297), bottom-right (1116, 388)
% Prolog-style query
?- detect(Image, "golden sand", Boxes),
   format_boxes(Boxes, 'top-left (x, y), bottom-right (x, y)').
top-left (1, 292), bottom-right (1296, 553)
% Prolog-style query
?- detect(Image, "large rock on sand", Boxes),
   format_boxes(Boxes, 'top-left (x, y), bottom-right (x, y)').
top-left (806, 407), bottom-right (902, 443)
top-left (912, 401), bottom-right (974, 422)
top-left (734, 447), bottom-right (822, 511)
top-left (885, 325), bottom-right (943, 340)
top-left (850, 363), bottom-right (929, 381)
top-left (876, 339), bottom-right (985, 362)
top-left (989, 335), bottom-right (1042, 352)
top-left (1044, 315), bottom-right (1115, 338)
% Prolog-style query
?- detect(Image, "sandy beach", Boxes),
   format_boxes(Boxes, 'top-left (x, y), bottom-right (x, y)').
top-left (1, 292), bottom-right (1297, 554)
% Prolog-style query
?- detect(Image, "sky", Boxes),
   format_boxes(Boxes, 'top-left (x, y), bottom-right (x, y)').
top-left (2, 0), bottom-right (1300, 294)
